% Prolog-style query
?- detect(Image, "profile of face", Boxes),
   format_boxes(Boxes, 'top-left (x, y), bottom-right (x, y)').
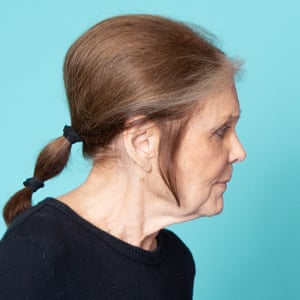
top-left (174, 84), bottom-right (246, 218)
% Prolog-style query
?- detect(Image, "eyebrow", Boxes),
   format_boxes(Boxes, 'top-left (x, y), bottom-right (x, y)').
top-left (213, 111), bottom-right (241, 131)
top-left (228, 113), bottom-right (241, 122)
top-left (222, 110), bottom-right (241, 123)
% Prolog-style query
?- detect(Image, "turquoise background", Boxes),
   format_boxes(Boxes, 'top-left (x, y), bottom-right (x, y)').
top-left (1, 1), bottom-right (299, 299)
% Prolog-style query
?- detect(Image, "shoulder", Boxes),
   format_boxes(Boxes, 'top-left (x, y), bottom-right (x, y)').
top-left (0, 198), bottom-right (77, 298)
top-left (1, 198), bottom-right (75, 258)
top-left (3, 198), bottom-right (62, 235)
top-left (0, 236), bottom-right (63, 299)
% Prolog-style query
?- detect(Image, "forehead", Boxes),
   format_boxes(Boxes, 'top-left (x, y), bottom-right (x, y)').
top-left (192, 85), bottom-right (240, 127)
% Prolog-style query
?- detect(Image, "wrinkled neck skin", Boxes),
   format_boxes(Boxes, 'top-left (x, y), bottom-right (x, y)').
top-left (58, 158), bottom-right (194, 251)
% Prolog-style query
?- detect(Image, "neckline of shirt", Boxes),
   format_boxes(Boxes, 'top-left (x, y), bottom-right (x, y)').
top-left (42, 197), bottom-right (167, 265)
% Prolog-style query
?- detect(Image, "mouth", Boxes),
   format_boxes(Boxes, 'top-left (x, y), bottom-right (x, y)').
top-left (215, 178), bottom-right (231, 190)
top-left (216, 182), bottom-right (227, 190)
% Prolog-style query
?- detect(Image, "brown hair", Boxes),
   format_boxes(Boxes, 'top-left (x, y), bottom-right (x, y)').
top-left (3, 14), bottom-right (239, 225)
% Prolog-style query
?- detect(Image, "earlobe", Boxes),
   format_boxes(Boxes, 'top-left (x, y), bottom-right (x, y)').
top-left (123, 119), bottom-right (159, 172)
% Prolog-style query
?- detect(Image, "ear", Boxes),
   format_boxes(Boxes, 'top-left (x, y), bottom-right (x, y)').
top-left (123, 117), bottom-right (160, 172)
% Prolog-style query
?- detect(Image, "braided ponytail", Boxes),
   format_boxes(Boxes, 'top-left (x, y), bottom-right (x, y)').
top-left (3, 126), bottom-right (82, 225)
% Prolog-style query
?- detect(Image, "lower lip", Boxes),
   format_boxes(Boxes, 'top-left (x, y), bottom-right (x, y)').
top-left (216, 182), bottom-right (227, 191)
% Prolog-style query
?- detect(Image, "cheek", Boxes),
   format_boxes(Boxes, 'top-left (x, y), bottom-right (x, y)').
top-left (175, 150), bottom-right (229, 214)
top-left (177, 141), bottom-right (223, 179)
top-left (210, 155), bottom-right (229, 180)
top-left (206, 141), bottom-right (230, 178)
top-left (175, 151), bottom-right (218, 197)
top-left (191, 148), bottom-right (228, 183)
top-left (175, 132), bottom-right (229, 196)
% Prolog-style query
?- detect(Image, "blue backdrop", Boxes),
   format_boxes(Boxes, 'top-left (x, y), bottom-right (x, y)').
top-left (1, 1), bottom-right (299, 299)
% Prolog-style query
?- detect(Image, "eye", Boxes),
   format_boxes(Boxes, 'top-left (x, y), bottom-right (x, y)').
top-left (214, 124), bottom-right (231, 138)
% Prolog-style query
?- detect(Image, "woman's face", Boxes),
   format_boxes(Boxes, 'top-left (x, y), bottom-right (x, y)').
top-left (175, 84), bottom-right (246, 218)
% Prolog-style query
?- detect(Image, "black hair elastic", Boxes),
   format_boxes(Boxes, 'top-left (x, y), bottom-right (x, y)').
top-left (63, 125), bottom-right (82, 144)
top-left (23, 177), bottom-right (44, 192)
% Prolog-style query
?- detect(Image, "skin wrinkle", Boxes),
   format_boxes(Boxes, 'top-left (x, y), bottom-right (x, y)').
top-left (58, 84), bottom-right (246, 250)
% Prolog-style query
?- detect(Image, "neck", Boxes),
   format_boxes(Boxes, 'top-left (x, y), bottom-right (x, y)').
top-left (58, 161), bottom-right (192, 251)
top-left (59, 164), bottom-right (155, 250)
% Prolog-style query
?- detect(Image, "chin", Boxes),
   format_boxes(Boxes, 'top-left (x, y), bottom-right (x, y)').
top-left (205, 209), bottom-right (223, 217)
top-left (213, 206), bottom-right (224, 216)
top-left (204, 199), bottom-right (224, 217)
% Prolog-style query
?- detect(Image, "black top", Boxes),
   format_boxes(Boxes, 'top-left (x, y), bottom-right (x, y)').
top-left (0, 198), bottom-right (195, 299)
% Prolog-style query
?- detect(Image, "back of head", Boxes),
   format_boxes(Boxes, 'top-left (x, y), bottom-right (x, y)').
top-left (64, 14), bottom-right (237, 156)
top-left (3, 14), bottom-right (239, 225)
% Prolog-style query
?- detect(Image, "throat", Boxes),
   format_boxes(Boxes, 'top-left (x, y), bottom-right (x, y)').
top-left (99, 221), bottom-right (159, 251)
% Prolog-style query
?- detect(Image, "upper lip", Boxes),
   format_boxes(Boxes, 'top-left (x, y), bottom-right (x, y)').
top-left (217, 181), bottom-right (229, 185)
top-left (217, 177), bottom-right (231, 184)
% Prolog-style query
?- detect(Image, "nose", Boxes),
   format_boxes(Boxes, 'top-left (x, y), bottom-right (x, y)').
top-left (229, 133), bottom-right (246, 163)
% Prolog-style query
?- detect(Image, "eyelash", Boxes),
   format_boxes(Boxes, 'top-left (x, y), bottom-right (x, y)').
top-left (215, 125), bottom-right (231, 138)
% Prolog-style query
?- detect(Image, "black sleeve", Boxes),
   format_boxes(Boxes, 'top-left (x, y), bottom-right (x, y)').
top-left (0, 237), bottom-right (61, 299)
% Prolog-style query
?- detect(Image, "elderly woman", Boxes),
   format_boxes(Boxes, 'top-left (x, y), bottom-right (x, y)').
top-left (0, 14), bottom-right (245, 299)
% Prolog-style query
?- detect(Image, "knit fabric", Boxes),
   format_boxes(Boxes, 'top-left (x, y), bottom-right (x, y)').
top-left (0, 198), bottom-right (195, 299)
